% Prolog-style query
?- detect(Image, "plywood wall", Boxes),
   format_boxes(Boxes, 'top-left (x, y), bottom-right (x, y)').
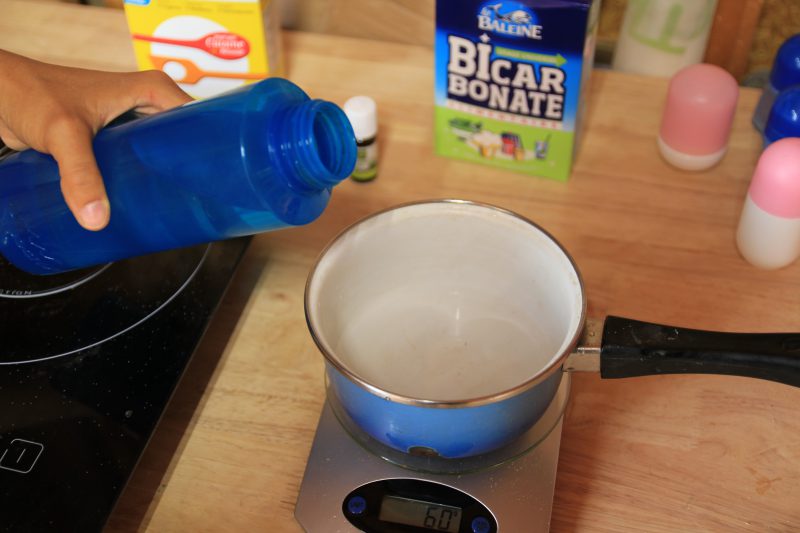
top-left (279, 0), bottom-right (624, 50)
top-left (280, 0), bottom-right (434, 46)
top-left (81, 0), bottom-right (800, 80)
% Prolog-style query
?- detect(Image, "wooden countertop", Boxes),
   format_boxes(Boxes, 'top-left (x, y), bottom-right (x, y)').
top-left (2, 1), bottom-right (799, 531)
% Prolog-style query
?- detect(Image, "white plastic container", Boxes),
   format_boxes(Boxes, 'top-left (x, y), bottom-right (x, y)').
top-left (612, 0), bottom-right (718, 78)
top-left (736, 138), bottom-right (800, 269)
top-left (658, 63), bottom-right (738, 171)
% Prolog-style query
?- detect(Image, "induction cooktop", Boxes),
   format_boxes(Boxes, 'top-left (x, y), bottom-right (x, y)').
top-left (0, 237), bottom-right (249, 532)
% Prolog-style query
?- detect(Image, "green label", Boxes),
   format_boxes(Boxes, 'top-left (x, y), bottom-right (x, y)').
top-left (494, 47), bottom-right (567, 67)
top-left (434, 106), bottom-right (574, 182)
top-left (351, 143), bottom-right (378, 182)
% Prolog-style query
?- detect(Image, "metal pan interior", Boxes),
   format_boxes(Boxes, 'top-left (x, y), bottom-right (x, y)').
top-left (306, 200), bottom-right (586, 406)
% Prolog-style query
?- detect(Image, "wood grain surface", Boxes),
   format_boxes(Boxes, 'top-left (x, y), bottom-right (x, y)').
top-left (1, 1), bottom-right (799, 532)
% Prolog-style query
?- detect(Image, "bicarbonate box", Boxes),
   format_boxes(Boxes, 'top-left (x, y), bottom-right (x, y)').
top-left (123, 0), bottom-right (282, 99)
top-left (435, 0), bottom-right (599, 181)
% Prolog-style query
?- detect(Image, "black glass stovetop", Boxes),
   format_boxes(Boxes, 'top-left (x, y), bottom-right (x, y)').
top-left (0, 237), bottom-right (249, 532)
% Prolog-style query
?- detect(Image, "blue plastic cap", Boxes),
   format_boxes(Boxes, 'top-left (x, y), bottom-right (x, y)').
top-left (764, 85), bottom-right (800, 143)
top-left (471, 516), bottom-right (492, 533)
top-left (770, 34), bottom-right (800, 90)
top-left (347, 495), bottom-right (367, 516)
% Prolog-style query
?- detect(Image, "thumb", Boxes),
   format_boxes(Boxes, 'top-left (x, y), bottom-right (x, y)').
top-left (48, 120), bottom-right (110, 231)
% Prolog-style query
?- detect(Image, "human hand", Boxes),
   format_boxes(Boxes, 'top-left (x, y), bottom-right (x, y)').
top-left (0, 50), bottom-right (192, 230)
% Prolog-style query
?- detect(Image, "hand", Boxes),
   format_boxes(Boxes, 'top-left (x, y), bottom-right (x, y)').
top-left (0, 50), bottom-right (192, 230)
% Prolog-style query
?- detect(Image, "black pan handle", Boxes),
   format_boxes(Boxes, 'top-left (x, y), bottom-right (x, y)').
top-left (600, 316), bottom-right (800, 387)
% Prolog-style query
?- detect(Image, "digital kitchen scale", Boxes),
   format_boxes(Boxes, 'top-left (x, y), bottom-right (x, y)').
top-left (295, 373), bottom-right (570, 533)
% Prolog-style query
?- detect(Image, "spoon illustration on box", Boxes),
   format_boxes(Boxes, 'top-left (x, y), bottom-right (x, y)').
top-left (150, 56), bottom-right (264, 85)
top-left (133, 32), bottom-right (250, 59)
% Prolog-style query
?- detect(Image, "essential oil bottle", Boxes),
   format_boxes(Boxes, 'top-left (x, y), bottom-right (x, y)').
top-left (344, 96), bottom-right (379, 182)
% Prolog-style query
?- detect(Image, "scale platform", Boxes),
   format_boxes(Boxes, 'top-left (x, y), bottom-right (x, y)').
top-left (295, 374), bottom-right (570, 533)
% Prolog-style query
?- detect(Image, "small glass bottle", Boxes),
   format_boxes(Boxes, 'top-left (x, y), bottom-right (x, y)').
top-left (0, 78), bottom-right (356, 275)
top-left (343, 96), bottom-right (378, 182)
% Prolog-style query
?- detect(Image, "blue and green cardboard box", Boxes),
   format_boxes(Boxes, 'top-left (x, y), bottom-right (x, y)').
top-left (435, 0), bottom-right (599, 181)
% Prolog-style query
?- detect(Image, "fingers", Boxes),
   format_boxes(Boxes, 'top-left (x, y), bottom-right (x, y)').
top-left (127, 70), bottom-right (193, 114)
top-left (47, 117), bottom-right (110, 231)
top-left (0, 121), bottom-right (27, 151)
top-left (0, 64), bottom-right (190, 233)
top-left (47, 70), bottom-right (188, 232)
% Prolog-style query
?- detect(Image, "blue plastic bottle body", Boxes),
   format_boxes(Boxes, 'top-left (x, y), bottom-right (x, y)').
top-left (763, 85), bottom-right (800, 148)
top-left (753, 34), bottom-right (800, 134)
top-left (0, 78), bottom-right (356, 274)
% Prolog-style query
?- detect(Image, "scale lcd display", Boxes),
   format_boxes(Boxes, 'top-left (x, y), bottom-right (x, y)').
top-left (378, 495), bottom-right (462, 532)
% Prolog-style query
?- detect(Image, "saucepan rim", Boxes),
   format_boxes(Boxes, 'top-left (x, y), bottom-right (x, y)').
top-left (304, 199), bottom-right (587, 408)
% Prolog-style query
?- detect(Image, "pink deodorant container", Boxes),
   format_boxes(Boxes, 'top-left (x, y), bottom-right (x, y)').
top-left (658, 64), bottom-right (739, 171)
top-left (736, 138), bottom-right (800, 269)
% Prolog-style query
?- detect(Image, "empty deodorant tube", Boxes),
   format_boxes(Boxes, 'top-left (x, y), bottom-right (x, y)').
top-left (737, 138), bottom-right (800, 269)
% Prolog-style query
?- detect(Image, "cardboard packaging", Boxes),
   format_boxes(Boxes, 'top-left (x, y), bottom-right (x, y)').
top-left (123, 0), bottom-right (283, 99)
top-left (435, 0), bottom-right (599, 181)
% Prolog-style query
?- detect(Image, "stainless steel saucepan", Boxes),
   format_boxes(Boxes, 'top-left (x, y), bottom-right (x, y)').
top-left (305, 200), bottom-right (799, 459)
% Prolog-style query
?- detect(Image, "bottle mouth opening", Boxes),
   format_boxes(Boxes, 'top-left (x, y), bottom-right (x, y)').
top-left (315, 102), bottom-right (356, 179)
top-left (295, 100), bottom-right (357, 188)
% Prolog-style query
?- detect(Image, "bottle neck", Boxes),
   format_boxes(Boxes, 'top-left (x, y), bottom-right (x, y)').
top-left (275, 99), bottom-right (357, 191)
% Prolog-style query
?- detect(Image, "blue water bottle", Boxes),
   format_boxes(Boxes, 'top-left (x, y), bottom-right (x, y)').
top-left (0, 78), bottom-right (357, 275)
top-left (764, 86), bottom-right (800, 147)
top-left (753, 34), bottom-right (800, 133)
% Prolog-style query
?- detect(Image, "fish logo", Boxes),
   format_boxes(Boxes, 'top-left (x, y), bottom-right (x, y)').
top-left (478, 2), bottom-right (543, 40)
top-left (487, 3), bottom-right (533, 24)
